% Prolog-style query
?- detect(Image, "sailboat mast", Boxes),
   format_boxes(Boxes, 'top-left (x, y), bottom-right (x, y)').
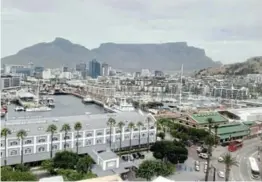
top-left (179, 64), bottom-right (183, 106)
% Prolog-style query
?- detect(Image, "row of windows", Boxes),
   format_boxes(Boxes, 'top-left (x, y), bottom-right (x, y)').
top-left (5, 131), bottom-right (155, 147)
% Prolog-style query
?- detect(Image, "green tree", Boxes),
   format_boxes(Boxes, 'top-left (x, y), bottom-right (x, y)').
top-left (1, 128), bottom-right (11, 166)
top-left (46, 124), bottom-right (57, 158)
top-left (146, 118), bottom-right (151, 150)
top-left (41, 159), bottom-right (55, 174)
top-left (137, 121), bottom-right (144, 148)
top-left (1, 166), bottom-right (37, 181)
top-left (76, 156), bottom-right (93, 174)
top-left (53, 151), bottom-right (79, 169)
top-left (107, 117), bottom-right (116, 149)
top-left (150, 141), bottom-right (188, 164)
top-left (74, 122), bottom-right (82, 154)
top-left (136, 160), bottom-right (156, 181)
top-left (157, 132), bottom-right (165, 140)
top-left (57, 169), bottom-right (83, 181)
top-left (117, 121), bottom-right (125, 150)
top-left (17, 129), bottom-right (27, 164)
top-left (61, 124), bottom-right (71, 150)
top-left (222, 153), bottom-right (238, 182)
top-left (15, 164), bottom-right (29, 172)
top-left (154, 161), bottom-right (174, 177)
top-left (128, 122), bottom-right (135, 152)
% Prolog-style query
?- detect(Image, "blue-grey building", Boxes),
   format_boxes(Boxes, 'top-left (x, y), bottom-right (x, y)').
top-left (89, 59), bottom-right (101, 78)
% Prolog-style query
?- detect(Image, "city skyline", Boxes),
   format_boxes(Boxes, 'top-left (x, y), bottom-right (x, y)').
top-left (1, 0), bottom-right (261, 64)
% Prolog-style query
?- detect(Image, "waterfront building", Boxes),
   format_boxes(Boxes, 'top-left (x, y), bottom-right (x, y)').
top-left (211, 86), bottom-right (249, 100)
top-left (89, 59), bottom-right (101, 78)
top-left (3, 64), bottom-right (26, 74)
top-left (0, 112), bottom-right (156, 166)
top-left (0, 75), bottom-right (21, 90)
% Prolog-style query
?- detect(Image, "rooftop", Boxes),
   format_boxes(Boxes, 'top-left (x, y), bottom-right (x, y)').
top-left (98, 150), bottom-right (118, 161)
top-left (191, 112), bottom-right (228, 124)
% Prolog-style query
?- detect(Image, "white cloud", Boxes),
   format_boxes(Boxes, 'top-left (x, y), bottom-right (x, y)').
top-left (1, 0), bottom-right (261, 63)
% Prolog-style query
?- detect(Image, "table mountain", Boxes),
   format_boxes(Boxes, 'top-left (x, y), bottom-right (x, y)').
top-left (1, 37), bottom-right (219, 71)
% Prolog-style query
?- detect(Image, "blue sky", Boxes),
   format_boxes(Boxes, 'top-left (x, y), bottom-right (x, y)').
top-left (1, 0), bottom-right (262, 63)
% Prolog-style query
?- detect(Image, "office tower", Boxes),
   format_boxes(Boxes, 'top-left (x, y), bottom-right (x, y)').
top-left (102, 63), bottom-right (110, 76)
top-left (76, 63), bottom-right (87, 79)
top-left (89, 59), bottom-right (101, 78)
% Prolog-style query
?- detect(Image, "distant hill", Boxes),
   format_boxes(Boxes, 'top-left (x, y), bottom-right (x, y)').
top-left (196, 56), bottom-right (262, 76)
top-left (1, 37), bottom-right (220, 71)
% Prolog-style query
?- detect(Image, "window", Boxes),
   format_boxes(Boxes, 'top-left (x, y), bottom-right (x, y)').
top-left (52, 137), bottom-right (58, 141)
top-left (150, 132), bottom-right (154, 136)
top-left (86, 140), bottom-right (92, 146)
top-left (86, 133), bottom-right (93, 137)
top-left (64, 136), bottom-right (70, 140)
top-left (116, 129), bottom-right (121, 133)
top-left (38, 139), bottom-right (46, 143)
top-left (10, 150), bottom-right (18, 156)
top-left (38, 147), bottom-right (45, 152)
top-left (133, 135), bottom-right (138, 139)
top-left (142, 127), bottom-right (147, 130)
top-left (96, 139), bottom-right (102, 144)
top-left (1, 152), bottom-right (2, 156)
top-left (25, 148), bottom-right (31, 154)
top-left (125, 128), bottom-right (130, 132)
top-left (10, 141), bottom-right (18, 146)
top-left (75, 142), bottom-right (81, 146)
top-left (125, 135), bottom-right (129, 140)
top-left (25, 140), bottom-right (32, 144)
top-left (52, 145), bottom-right (58, 150)
top-left (150, 126), bottom-right (154, 129)
top-left (142, 133), bottom-right (146, 137)
top-left (64, 143), bottom-right (70, 148)
top-left (75, 134), bottom-right (82, 138)
top-left (38, 127), bottom-right (44, 131)
top-left (116, 136), bottom-right (121, 141)
top-left (134, 128), bottom-right (138, 131)
top-left (97, 132), bottom-right (103, 136)
top-left (106, 130), bottom-right (111, 135)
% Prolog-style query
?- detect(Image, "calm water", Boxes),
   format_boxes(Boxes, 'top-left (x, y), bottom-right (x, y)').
top-left (7, 95), bottom-right (106, 118)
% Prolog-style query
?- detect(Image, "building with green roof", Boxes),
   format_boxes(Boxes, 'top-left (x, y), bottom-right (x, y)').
top-left (191, 112), bottom-right (228, 126)
top-left (213, 122), bottom-right (250, 143)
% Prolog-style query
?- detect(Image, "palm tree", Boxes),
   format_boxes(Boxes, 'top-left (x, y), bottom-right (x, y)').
top-left (117, 121), bottom-right (125, 151)
top-left (46, 124), bottom-right (57, 158)
top-left (74, 122), bottom-right (82, 154)
top-left (137, 121), bottom-right (144, 148)
top-left (107, 117), bottom-right (116, 149)
top-left (1, 128), bottom-right (11, 166)
top-left (222, 153), bottom-right (238, 181)
top-left (17, 129), bottom-right (27, 164)
top-left (146, 118), bottom-right (151, 151)
top-left (61, 124), bottom-right (71, 150)
top-left (205, 117), bottom-right (214, 182)
top-left (214, 124), bottom-right (219, 147)
top-left (128, 122), bottom-right (135, 152)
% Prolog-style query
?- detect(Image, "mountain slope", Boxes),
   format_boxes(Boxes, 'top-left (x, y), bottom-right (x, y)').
top-left (1, 38), bottom-right (220, 71)
top-left (196, 56), bottom-right (262, 76)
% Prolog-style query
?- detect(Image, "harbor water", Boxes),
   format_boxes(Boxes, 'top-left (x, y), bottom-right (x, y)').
top-left (6, 95), bottom-right (107, 119)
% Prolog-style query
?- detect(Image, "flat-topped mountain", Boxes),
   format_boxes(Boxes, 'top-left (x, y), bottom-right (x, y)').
top-left (1, 37), bottom-right (220, 71)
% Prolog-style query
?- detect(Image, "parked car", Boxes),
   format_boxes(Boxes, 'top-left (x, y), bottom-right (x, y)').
top-left (121, 155), bottom-right (128, 161)
top-left (199, 153), bottom-right (208, 159)
top-left (195, 160), bottom-right (200, 166)
top-left (132, 153), bottom-right (139, 159)
top-left (137, 152), bottom-right (145, 159)
top-left (218, 156), bottom-right (224, 162)
top-left (218, 171), bottom-right (225, 178)
top-left (129, 155), bottom-right (134, 161)
top-left (195, 165), bottom-right (200, 171)
top-left (196, 147), bottom-right (203, 153)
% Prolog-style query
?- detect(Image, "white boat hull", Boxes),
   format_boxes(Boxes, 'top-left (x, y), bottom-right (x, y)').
top-left (26, 107), bottom-right (51, 112)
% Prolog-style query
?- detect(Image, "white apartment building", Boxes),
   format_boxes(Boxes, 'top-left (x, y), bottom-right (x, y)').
top-left (0, 112), bottom-right (156, 166)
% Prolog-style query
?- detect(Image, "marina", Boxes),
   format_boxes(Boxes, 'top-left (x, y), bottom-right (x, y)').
top-left (5, 95), bottom-right (107, 119)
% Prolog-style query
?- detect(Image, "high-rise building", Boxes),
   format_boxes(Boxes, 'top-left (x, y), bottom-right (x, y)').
top-left (1, 75), bottom-right (21, 90)
top-left (102, 63), bottom-right (110, 76)
top-left (89, 59), bottom-right (101, 78)
top-left (63, 66), bottom-right (69, 72)
top-left (154, 70), bottom-right (164, 77)
top-left (76, 63), bottom-right (87, 79)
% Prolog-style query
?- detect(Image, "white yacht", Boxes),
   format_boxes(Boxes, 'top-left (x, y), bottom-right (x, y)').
top-left (112, 98), bottom-right (135, 112)
top-left (82, 96), bottom-right (93, 103)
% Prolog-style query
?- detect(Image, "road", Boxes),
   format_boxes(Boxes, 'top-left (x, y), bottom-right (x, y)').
top-left (211, 138), bottom-right (261, 181)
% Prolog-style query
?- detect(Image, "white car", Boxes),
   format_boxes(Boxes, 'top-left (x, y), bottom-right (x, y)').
top-left (199, 153), bottom-right (208, 159)
top-left (196, 147), bottom-right (202, 152)
top-left (195, 165), bottom-right (200, 171)
top-left (218, 171), bottom-right (225, 178)
top-left (218, 157), bottom-right (224, 162)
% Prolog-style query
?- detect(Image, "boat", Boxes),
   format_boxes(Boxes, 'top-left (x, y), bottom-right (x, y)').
top-left (14, 106), bottom-right (25, 112)
top-left (112, 97), bottom-right (135, 112)
top-left (26, 106), bottom-right (51, 112)
top-left (47, 102), bottom-right (55, 108)
top-left (82, 96), bottom-right (93, 103)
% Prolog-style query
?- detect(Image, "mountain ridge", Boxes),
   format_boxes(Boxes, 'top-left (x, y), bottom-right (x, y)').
top-left (1, 37), bottom-right (220, 71)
